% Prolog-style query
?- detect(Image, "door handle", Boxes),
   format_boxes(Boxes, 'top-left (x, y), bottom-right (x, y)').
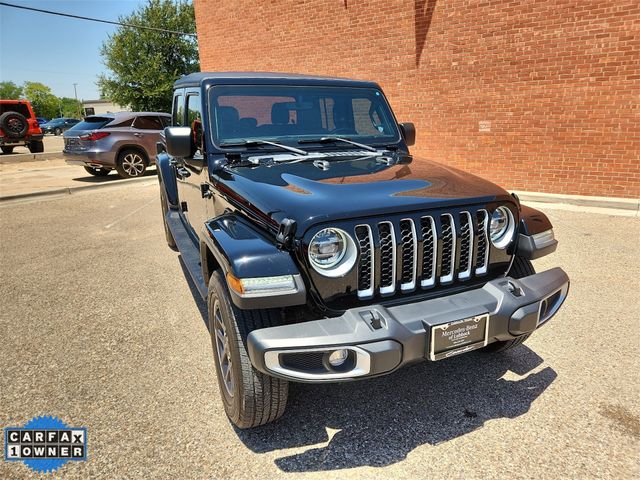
top-left (133, 133), bottom-right (143, 138)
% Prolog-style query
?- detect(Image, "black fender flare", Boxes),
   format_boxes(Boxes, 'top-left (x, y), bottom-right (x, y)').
top-left (519, 204), bottom-right (553, 235)
top-left (203, 214), bottom-right (306, 309)
top-left (516, 205), bottom-right (558, 259)
top-left (156, 151), bottom-right (178, 207)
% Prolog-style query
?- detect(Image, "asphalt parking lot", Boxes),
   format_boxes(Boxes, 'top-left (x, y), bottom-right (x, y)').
top-left (0, 183), bottom-right (638, 479)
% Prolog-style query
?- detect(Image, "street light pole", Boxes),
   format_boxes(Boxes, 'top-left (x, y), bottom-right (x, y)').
top-left (73, 83), bottom-right (81, 118)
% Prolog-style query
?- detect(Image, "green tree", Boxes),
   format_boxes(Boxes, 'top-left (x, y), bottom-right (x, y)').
top-left (0, 81), bottom-right (23, 99)
top-left (22, 82), bottom-right (60, 119)
top-left (98, 0), bottom-right (199, 112)
top-left (59, 97), bottom-right (82, 118)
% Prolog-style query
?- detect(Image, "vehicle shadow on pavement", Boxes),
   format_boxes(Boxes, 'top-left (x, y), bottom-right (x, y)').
top-left (176, 257), bottom-right (557, 472)
top-left (237, 347), bottom-right (556, 472)
top-left (72, 169), bottom-right (157, 183)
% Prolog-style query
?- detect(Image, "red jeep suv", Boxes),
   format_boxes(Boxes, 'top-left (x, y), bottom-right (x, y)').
top-left (0, 100), bottom-right (44, 154)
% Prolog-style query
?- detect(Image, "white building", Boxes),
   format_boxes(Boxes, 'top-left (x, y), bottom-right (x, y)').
top-left (81, 99), bottom-right (129, 116)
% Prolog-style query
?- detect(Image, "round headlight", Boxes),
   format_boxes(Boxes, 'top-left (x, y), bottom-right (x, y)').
top-left (489, 206), bottom-right (515, 249)
top-left (308, 228), bottom-right (357, 277)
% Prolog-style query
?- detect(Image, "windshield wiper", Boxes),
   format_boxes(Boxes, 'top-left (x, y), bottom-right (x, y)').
top-left (219, 139), bottom-right (308, 156)
top-left (298, 136), bottom-right (377, 152)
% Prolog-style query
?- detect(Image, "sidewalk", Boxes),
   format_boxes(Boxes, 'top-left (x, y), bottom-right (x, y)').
top-left (0, 157), bottom-right (156, 201)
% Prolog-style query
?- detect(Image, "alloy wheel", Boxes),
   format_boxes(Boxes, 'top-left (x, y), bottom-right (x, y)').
top-left (121, 153), bottom-right (145, 177)
top-left (7, 118), bottom-right (24, 134)
top-left (213, 299), bottom-right (235, 397)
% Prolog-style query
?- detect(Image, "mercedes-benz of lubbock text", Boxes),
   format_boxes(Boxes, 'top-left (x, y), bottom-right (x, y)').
top-left (63, 112), bottom-right (170, 178)
top-left (157, 72), bottom-right (569, 428)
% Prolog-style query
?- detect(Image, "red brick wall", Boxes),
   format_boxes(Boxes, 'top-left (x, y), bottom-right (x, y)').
top-left (194, 0), bottom-right (639, 198)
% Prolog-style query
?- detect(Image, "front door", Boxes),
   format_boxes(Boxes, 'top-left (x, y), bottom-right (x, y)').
top-left (174, 90), bottom-right (210, 240)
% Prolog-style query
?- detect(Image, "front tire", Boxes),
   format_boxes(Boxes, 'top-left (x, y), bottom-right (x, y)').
top-left (115, 149), bottom-right (147, 178)
top-left (484, 256), bottom-right (535, 352)
top-left (54, 127), bottom-right (62, 136)
top-left (1, 146), bottom-right (14, 154)
top-left (208, 271), bottom-right (288, 428)
top-left (83, 166), bottom-right (111, 176)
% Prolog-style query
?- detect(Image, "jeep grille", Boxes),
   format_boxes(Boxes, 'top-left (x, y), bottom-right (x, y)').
top-left (355, 210), bottom-right (490, 298)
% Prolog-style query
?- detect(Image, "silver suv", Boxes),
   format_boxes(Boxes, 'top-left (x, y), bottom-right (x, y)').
top-left (63, 112), bottom-right (170, 178)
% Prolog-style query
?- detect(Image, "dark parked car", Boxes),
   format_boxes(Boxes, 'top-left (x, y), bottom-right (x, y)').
top-left (157, 72), bottom-right (570, 428)
top-left (0, 100), bottom-right (44, 154)
top-left (63, 112), bottom-right (170, 178)
top-left (42, 117), bottom-right (79, 135)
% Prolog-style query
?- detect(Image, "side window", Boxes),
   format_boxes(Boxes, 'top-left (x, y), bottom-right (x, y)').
top-left (352, 98), bottom-right (379, 135)
top-left (187, 94), bottom-right (203, 155)
top-left (172, 94), bottom-right (184, 126)
top-left (160, 116), bottom-right (171, 128)
top-left (319, 98), bottom-right (335, 131)
top-left (104, 117), bottom-right (134, 129)
top-left (134, 115), bottom-right (163, 130)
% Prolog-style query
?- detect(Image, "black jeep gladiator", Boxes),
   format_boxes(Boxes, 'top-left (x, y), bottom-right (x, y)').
top-left (157, 72), bottom-right (569, 428)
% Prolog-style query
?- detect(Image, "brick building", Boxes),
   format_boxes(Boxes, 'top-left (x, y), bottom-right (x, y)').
top-left (194, 0), bottom-right (639, 199)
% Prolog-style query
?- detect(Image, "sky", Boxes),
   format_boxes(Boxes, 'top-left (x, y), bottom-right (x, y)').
top-left (0, 0), bottom-right (148, 100)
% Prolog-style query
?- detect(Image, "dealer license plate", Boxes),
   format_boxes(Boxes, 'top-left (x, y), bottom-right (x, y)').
top-left (429, 314), bottom-right (489, 361)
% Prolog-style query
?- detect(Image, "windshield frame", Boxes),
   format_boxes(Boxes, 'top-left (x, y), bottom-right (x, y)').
top-left (206, 84), bottom-right (403, 152)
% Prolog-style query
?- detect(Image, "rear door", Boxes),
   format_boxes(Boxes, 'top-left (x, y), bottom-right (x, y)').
top-left (131, 115), bottom-right (165, 162)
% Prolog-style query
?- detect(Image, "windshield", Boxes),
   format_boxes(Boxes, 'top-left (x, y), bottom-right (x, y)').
top-left (209, 85), bottom-right (400, 147)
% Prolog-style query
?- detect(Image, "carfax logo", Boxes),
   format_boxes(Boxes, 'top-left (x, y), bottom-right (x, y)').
top-left (4, 415), bottom-right (87, 474)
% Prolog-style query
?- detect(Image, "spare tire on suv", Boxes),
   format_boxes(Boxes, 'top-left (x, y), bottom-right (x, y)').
top-left (0, 112), bottom-right (29, 139)
top-left (0, 100), bottom-right (44, 155)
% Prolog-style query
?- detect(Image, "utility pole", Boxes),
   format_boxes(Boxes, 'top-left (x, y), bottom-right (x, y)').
top-left (73, 83), bottom-right (81, 118)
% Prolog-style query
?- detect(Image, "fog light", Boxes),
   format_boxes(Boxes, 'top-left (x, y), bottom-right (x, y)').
top-left (328, 349), bottom-right (348, 367)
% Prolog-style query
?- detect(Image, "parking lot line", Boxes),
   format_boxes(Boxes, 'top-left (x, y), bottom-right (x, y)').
top-left (104, 197), bottom-right (157, 229)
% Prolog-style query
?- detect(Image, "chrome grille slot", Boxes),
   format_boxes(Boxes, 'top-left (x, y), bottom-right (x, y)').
top-left (348, 206), bottom-right (502, 301)
top-left (420, 216), bottom-right (436, 288)
top-left (355, 225), bottom-right (374, 298)
top-left (475, 209), bottom-right (489, 275)
top-left (439, 214), bottom-right (456, 283)
top-left (399, 219), bottom-right (417, 291)
top-left (378, 222), bottom-right (396, 295)
top-left (458, 211), bottom-right (474, 280)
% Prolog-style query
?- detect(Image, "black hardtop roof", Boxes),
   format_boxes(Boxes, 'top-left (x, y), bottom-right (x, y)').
top-left (174, 72), bottom-right (380, 89)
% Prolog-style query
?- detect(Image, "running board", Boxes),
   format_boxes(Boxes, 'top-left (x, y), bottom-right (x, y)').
top-left (165, 211), bottom-right (208, 300)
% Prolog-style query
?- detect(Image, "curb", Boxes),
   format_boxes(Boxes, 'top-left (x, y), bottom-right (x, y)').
top-left (0, 151), bottom-right (64, 164)
top-left (513, 190), bottom-right (640, 213)
top-left (0, 175), bottom-right (155, 202)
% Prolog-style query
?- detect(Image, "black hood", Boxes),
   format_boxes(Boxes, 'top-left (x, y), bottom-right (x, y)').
top-left (214, 152), bottom-right (513, 234)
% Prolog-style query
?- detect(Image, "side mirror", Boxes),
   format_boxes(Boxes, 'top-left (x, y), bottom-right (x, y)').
top-left (164, 126), bottom-right (193, 158)
top-left (399, 122), bottom-right (416, 146)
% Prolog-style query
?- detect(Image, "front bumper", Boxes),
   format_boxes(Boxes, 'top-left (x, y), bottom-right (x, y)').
top-left (247, 267), bottom-right (569, 382)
